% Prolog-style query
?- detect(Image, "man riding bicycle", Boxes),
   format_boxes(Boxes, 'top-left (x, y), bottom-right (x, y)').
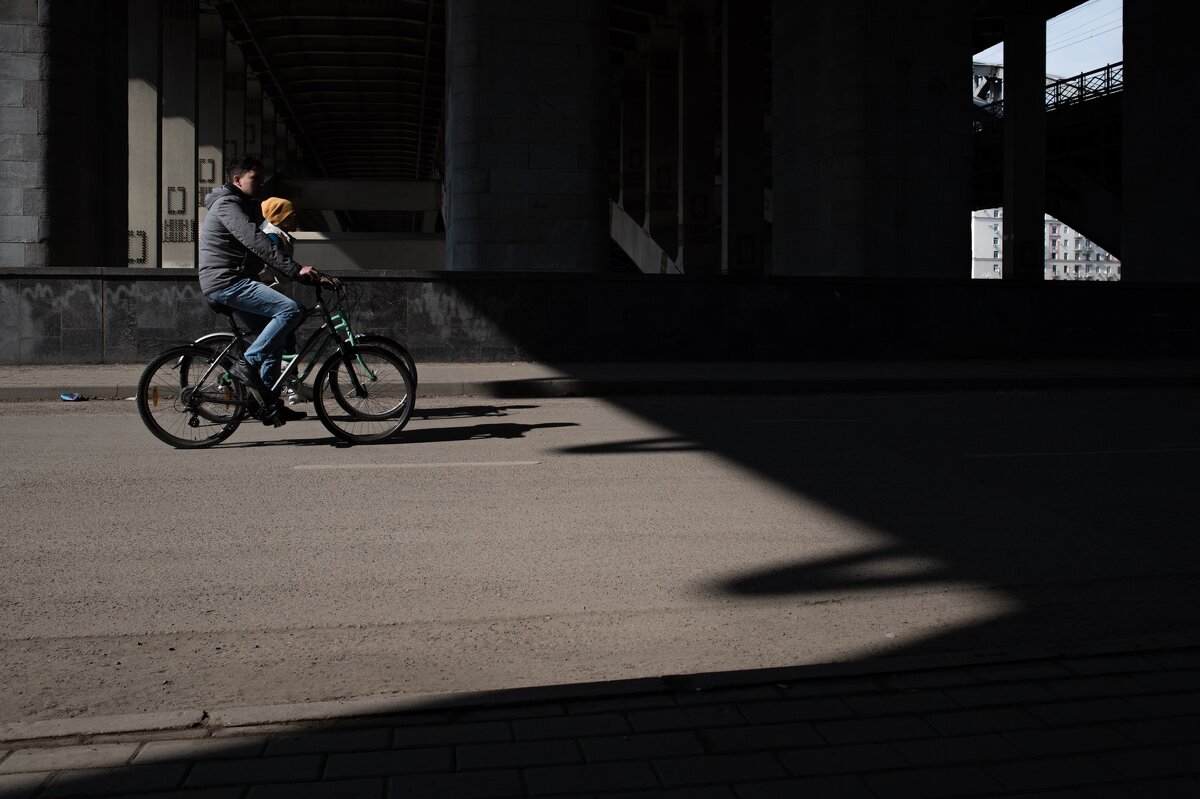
top-left (198, 156), bottom-right (339, 426)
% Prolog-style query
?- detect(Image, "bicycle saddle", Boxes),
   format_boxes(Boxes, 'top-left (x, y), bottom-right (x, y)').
top-left (205, 298), bottom-right (235, 317)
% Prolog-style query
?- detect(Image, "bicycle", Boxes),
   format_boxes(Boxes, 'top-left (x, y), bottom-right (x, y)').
top-left (137, 279), bottom-right (415, 448)
top-left (191, 279), bottom-right (418, 401)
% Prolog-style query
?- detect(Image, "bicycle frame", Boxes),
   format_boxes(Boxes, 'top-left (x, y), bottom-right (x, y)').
top-left (193, 286), bottom-right (373, 412)
top-left (280, 307), bottom-right (361, 387)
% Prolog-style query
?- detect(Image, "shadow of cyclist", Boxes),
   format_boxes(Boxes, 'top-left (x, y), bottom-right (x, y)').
top-left (396, 421), bottom-right (578, 443)
top-left (214, 421), bottom-right (578, 448)
top-left (411, 403), bottom-right (540, 420)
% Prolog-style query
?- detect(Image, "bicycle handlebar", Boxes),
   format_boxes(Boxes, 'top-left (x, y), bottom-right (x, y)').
top-left (303, 271), bottom-right (344, 296)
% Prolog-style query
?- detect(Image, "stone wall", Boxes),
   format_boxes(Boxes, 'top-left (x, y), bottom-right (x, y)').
top-left (2, 268), bottom-right (1198, 364)
top-left (1, 1), bottom-right (127, 271)
top-left (0, 0), bottom-right (49, 269)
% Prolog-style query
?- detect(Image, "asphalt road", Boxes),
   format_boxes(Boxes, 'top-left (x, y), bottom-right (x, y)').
top-left (2, 388), bottom-right (1198, 722)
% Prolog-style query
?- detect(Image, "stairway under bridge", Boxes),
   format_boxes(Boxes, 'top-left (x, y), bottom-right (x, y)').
top-left (972, 62), bottom-right (1124, 259)
top-left (613, 61), bottom-right (1127, 275)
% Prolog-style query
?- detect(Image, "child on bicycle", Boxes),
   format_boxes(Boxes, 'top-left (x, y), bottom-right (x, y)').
top-left (199, 157), bottom-right (339, 426)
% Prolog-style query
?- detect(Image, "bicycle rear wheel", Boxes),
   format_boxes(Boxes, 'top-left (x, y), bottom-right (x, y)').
top-left (179, 337), bottom-right (240, 423)
top-left (137, 344), bottom-right (245, 448)
top-left (313, 344), bottom-right (414, 444)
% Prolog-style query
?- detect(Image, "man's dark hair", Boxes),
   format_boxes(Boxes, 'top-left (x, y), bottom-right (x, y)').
top-left (226, 155), bottom-right (264, 181)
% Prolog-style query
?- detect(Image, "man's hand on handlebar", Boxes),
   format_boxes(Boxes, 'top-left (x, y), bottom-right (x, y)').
top-left (296, 265), bottom-right (342, 291)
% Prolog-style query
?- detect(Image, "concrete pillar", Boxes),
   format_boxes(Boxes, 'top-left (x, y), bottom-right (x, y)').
top-left (444, 0), bottom-right (609, 271)
top-left (286, 131), bottom-right (299, 177)
top-left (223, 36), bottom-right (244, 160)
top-left (771, 0), bottom-right (972, 277)
top-left (245, 74), bottom-right (262, 160)
top-left (275, 116), bottom-right (289, 176)
top-left (197, 9), bottom-right (224, 232)
top-left (676, 0), bottom-right (717, 274)
top-left (160, 0), bottom-right (197, 269)
top-left (0, 0), bottom-right (50, 268)
top-left (2, 1), bottom-right (125, 270)
top-left (261, 93), bottom-right (276, 177)
top-left (721, 0), bottom-right (765, 275)
top-left (644, 25), bottom-right (678, 256)
top-left (128, 0), bottom-right (160, 268)
top-left (618, 53), bottom-right (646, 223)
top-left (1122, 3), bottom-right (1200, 281)
top-left (1001, 0), bottom-right (1046, 282)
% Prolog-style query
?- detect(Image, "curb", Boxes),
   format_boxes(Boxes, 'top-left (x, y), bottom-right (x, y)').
top-left (3, 631), bottom-right (1197, 745)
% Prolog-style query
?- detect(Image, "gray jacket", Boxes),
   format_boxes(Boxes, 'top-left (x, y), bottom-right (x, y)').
top-left (198, 184), bottom-right (302, 295)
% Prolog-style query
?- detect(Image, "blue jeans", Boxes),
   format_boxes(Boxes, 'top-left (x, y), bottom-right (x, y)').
top-left (206, 279), bottom-right (304, 386)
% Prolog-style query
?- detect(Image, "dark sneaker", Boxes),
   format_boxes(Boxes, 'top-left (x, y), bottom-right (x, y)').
top-left (227, 357), bottom-right (271, 397)
top-left (261, 409), bottom-right (286, 428)
top-left (261, 401), bottom-right (306, 427)
top-left (275, 404), bottom-right (307, 422)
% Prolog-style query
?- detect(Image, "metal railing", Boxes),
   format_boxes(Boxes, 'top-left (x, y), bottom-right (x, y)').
top-left (1045, 61), bottom-right (1123, 109)
top-left (973, 61), bottom-right (1123, 132)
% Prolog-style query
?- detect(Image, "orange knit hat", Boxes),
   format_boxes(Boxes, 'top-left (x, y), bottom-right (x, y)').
top-left (261, 197), bottom-right (295, 225)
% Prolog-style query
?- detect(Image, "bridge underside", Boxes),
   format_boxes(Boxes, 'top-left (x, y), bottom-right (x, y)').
top-left (3, 1), bottom-right (1199, 282)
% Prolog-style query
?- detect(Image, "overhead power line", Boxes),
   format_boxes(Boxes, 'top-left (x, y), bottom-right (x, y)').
top-left (1047, 21), bottom-right (1123, 56)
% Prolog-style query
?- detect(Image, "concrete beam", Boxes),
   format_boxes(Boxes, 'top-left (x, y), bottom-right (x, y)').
top-left (291, 231), bottom-right (445, 270)
top-left (610, 200), bottom-right (680, 274)
top-left (272, 179), bottom-right (441, 211)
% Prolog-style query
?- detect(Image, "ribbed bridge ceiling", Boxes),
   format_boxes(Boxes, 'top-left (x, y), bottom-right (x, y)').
top-left (214, 0), bottom-right (1083, 232)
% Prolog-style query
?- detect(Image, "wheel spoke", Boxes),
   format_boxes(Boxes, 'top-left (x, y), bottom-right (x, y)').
top-left (313, 345), bottom-right (414, 444)
top-left (137, 345), bottom-right (245, 448)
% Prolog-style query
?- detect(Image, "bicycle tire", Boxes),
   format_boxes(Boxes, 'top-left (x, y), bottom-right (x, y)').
top-left (137, 344), bottom-right (245, 448)
top-left (179, 335), bottom-right (241, 423)
top-left (353, 334), bottom-right (418, 389)
top-left (312, 344), bottom-right (414, 444)
top-left (327, 347), bottom-right (415, 421)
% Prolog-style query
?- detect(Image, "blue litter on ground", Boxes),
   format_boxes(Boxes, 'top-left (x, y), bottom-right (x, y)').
top-left (60, 392), bottom-right (85, 402)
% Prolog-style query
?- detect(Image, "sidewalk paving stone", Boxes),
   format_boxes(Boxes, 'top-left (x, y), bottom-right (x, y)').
top-left (863, 764), bottom-right (1007, 798)
top-left (578, 731), bottom-right (705, 762)
top-left (40, 763), bottom-right (189, 798)
top-left (456, 740), bottom-right (580, 771)
top-left (524, 760), bottom-right (658, 795)
top-left (384, 768), bottom-right (523, 799)
top-left (0, 773), bottom-right (48, 799)
top-left (132, 738), bottom-right (266, 764)
top-left (1, 643), bottom-right (1199, 797)
top-left (184, 754), bottom-right (320, 787)
top-left (735, 775), bottom-right (874, 799)
top-left (323, 746), bottom-right (454, 779)
top-left (776, 742), bottom-right (908, 776)
top-left (1001, 724), bottom-right (1134, 757)
top-left (0, 744), bottom-right (137, 774)
top-left (652, 752), bottom-right (787, 787)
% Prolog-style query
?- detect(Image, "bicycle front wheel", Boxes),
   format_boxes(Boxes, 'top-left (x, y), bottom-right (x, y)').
top-left (354, 334), bottom-right (419, 390)
top-left (137, 344), bottom-right (245, 448)
top-left (313, 344), bottom-right (414, 444)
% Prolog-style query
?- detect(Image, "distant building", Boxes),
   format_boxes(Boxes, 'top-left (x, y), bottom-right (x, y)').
top-left (971, 208), bottom-right (1121, 281)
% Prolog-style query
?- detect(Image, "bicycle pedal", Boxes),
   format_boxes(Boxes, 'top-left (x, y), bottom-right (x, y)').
top-left (261, 410), bottom-right (286, 428)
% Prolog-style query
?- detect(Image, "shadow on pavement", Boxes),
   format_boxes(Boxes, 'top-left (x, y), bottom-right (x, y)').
top-left (592, 388), bottom-right (1200, 658)
top-left (411, 404), bottom-right (541, 420)
top-left (5, 387), bottom-right (1200, 796)
top-left (3, 638), bottom-right (1198, 797)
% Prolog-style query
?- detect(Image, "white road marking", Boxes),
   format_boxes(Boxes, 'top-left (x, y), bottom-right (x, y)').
top-left (295, 461), bottom-right (541, 470)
